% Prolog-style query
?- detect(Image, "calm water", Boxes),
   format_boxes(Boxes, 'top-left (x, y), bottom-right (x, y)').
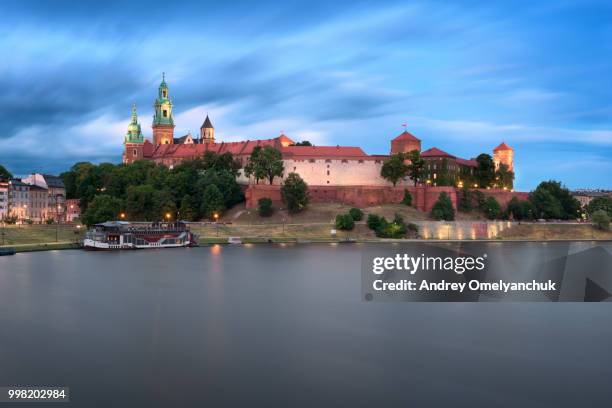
top-left (0, 243), bottom-right (611, 407)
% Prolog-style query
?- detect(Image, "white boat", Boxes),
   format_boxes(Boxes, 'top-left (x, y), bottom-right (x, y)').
top-left (84, 221), bottom-right (198, 250)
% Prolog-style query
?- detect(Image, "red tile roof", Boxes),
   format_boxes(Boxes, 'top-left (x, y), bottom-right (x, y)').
top-left (420, 147), bottom-right (456, 158)
top-left (280, 145), bottom-right (367, 158)
top-left (392, 131), bottom-right (421, 142)
top-left (493, 142), bottom-right (513, 151)
top-left (456, 158), bottom-right (477, 167)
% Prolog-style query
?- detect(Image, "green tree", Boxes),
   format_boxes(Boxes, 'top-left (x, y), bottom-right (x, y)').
top-left (258, 197), bottom-right (273, 217)
top-left (401, 189), bottom-right (412, 206)
top-left (529, 181), bottom-right (580, 219)
top-left (586, 196), bottom-right (612, 217)
top-left (81, 194), bottom-right (123, 226)
top-left (475, 154), bottom-right (495, 188)
top-left (349, 207), bottom-right (364, 221)
top-left (381, 153), bottom-right (408, 186)
top-left (281, 172), bottom-right (309, 214)
top-left (125, 184), bottom-right (164, 221)
top-left (495, 163), bottom-right (514, 189)
top-left (430, 192), bottom-right (455, 221)
top-left (291, 141), bottom-right (312, 146)
top-left (592, 210), bottom-right (610, 230)
top-left (406, 150), bottom-right (425, 186)
top-left (482, 196), bottom-right (502, 220)
top-left (0, 164), bottom-right (12, 180)
top-left (179, 194), bottom-right (199, 221)
top-left (335, 213), bottom-right (355, 230)
top-left (245, 146), bottom-right (284, 185)
top-left (201, 184), bottom-right (225, 219)
top-left (458, 187), bottom-right (472, 212)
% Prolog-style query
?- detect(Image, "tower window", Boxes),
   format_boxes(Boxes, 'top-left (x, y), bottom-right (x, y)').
top-left (163, 90), bottom-right (167, 97)
top-left (163, 110), bottom-right (168, 117)
top-left (133, 149), bottom-right (137, 157)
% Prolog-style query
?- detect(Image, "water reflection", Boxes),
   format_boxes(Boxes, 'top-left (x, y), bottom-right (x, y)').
top-left (415, 221), bottom-right (513, 240)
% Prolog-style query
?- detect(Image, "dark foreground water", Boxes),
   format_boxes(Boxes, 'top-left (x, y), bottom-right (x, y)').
top-left (0, 243), bottom-right (611, 407)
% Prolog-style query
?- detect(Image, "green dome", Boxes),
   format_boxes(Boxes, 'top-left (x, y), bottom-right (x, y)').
top-left (124, 104), bottom-right (144, 144)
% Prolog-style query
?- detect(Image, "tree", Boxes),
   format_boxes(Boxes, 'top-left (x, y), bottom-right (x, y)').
top-left (381, 153), bottom-right (408, 186)
top-left (179, 194), bottom-right (199, 221)
top-left (529, 181), bottom-right (581, 220)
top-left (335, 214), bottom-right (355, 230)
top-left (281, 173), bottom-right (309, 214)
top-left (586, 196), bottom-right (612, 217)
top-left (201, 184), bottom-right (225, 219)
top-left (367, 213), bottom-right (409, 238)
top-left (245, 146), bottom-right (284, 185)
top-left (126, 184), bottom-right (160, 221)
top-left (349, 208), bottom-right (364, 221)
top-left (430, 192), bottom-right (455, 221)
top-left (401, 189), bottom-right (412, 206)
top-left (258, 197), bottom-right (273, 217)
top-left (530, 188), bottom-right (562, 219)
top-left (592, 210), bottom-right (610, 230)
top-left (482, 196), bottom-right (502, 220)
top-left (0, 164), bottom-right (12, 181)
top-left (495, 163), bottom-right (514, 189)
top-left (81, 194), bottom-right (123, 226)
top-left (406, 150), bottom-right (425, 186)
top-left (475, 154), bottom-right (495, 188)
top-left (291, 141), bottom-right (312, 146)
top-left (458, 187), bottom-right (473, 212)
top-left (506, 197), bottom-right (535, 220)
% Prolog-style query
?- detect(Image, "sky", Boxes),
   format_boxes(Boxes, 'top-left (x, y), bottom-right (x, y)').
top-left (1, 0), bottom-right (611, 191)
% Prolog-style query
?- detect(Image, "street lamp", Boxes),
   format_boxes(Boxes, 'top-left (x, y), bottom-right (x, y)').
top-left (165, 212), bottom-right (172, 221)
top-left (120, 212), bottom-right (126, 220)
top-left (213, 213), bottom-right (219, 236)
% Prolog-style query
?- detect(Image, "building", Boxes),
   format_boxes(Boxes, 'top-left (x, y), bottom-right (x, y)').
top-left (28, 185), bottom-right (48, 223)
top-left (65, 199), bottom-right (81, 222)
top-left (0, 181), bottom-right (8, 220)
top-left (8, 179), bottom-right (30, 221)
top-left (22, 173), bottom-right (67, 222)
top-left (571, 190), bottom-right (612, 208)
top-left (123, 75), bottom-right (513, 189)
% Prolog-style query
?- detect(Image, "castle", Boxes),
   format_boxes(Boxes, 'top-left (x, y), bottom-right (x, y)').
top-left (123, 75), bottom-right (514, 189)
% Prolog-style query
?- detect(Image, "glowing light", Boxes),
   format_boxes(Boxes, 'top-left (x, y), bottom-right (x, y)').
top-left (165, 213), bottom-right (172, 220)
top-left (120, 213), bottom-right (126, 219)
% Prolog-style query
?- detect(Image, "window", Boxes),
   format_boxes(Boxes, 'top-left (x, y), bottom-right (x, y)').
top-left (309, 159), bottom-right (316, 163)
top-left (358, 160), bottom-right (364, 164)
top-left (293, 167), bottom-right (296, 171)
top-left (433, 173), bottom-right (437, 179)
top-left (327, 170), bottom-right (330, 175)
top-left (163, 110), bottom-right (168, 117)
top-left (133, 149), bottom-right (137, 157)
top-left (342, 159), bottom-right (348, 163)
top-left (163, 90), bottom-right (167, 98)
top-left (325, 159), bottom-right (331, 163)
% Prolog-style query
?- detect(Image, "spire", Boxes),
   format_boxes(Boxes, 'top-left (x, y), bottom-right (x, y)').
top-left (153, 73), bottom-right (174, 126)
top-left (201, 114), bottom-right (214, 129)
top-left (125, 104), bottom-right (144, 144)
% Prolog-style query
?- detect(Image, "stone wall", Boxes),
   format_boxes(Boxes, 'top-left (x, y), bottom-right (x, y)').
top-left (245, 184), bottom-right (529, 213)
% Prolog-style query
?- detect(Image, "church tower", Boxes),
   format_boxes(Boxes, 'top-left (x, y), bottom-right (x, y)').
top-left (152, 73), bottom-right (175, 145)
top-left (123, 104), bottom-right (145, 164)
top-left (200, 114), bottom-right (215, 144)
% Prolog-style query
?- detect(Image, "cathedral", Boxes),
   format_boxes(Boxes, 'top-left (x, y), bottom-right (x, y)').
top-left (123, 75), bottom-right (514, 187)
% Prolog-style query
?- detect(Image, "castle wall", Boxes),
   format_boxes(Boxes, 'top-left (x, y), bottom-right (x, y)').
top-left (245, 184), bottom-right (528, 214)
top-left (152, 124), bottom-right (175, 145)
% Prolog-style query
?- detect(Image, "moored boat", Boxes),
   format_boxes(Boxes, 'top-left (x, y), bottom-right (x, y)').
top-left (84, 221), bottom-right (198, 250)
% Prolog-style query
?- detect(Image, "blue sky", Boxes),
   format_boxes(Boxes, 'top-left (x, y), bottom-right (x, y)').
top-left (1, 0), bottom-right (611, 190)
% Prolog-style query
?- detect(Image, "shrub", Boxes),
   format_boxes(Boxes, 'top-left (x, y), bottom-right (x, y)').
top-left (24, 219), bottom-right (33, 225)
top-left (2, 215), bottom-right (18, 225)
top-left (257, 197), bottom-right (273, 217)
top-left (586, 196), bottom-right (612, 217)
top-left (348, 207), bottom-right (364, 221)
top-left (335, 213), bottom-right (355, 230)
top-left (592, 210), bottom-right (610, 230)
top-left (401, 189), bottom-right (412, 206)
top-left (430, 192), bottom-right (455, 221)
top-left (45, 218), bottom-right (55, 224)
top-left (506, 197), bottom-right (536, 220)
top-left (367, 214), bottom-right (383, 230)
top-left (482, 196), bottom-right (502, 220)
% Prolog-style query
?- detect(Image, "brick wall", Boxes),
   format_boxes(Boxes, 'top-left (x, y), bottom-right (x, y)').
top-left (245, 184), bottom-right (528, 213)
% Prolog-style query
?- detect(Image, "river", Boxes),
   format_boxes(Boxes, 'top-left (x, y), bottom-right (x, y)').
top-left (0, 243), bottom-right (611, 407)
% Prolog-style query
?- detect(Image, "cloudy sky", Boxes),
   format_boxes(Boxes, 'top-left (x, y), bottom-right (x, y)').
top-left (1, 0), bottom-right (611, 190)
